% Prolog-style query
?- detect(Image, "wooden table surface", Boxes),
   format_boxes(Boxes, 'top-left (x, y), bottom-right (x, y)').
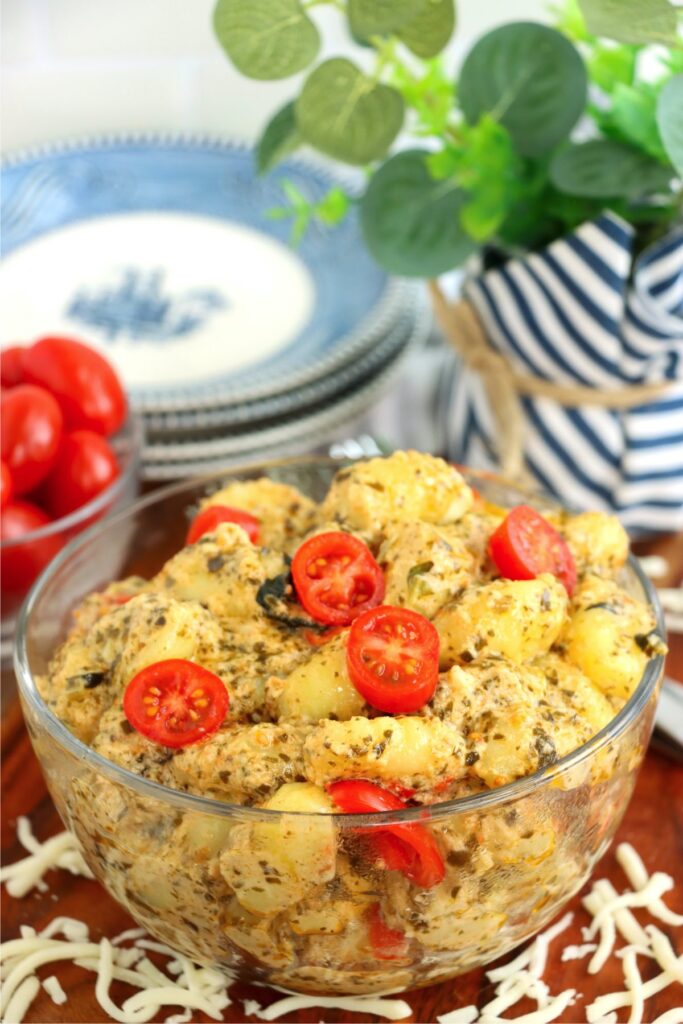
top-left (2, 534), bottom-right (682, 1024)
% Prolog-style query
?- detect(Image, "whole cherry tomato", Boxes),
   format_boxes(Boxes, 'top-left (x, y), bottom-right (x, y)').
top-left (0, 385), bottom-right (63, 494)
top-left (0, 462), bottom-right (12, 509)
top-left (291, 531), bottom-right (385, 626)
top-left (186, 505), bottom-right (260, 545)
top-left (22, 336), bottom-right (126, 436)
top-left (488, 504), bottom-right (577, 595)
top-left (0, 499), bottom-right (63, 593)
top-left (1, 346), bottom-right (25, 388)
top-left (346, 605), bottom-right (440, 713)
top-left (41, 430), bottom-right (120, 519)
top-left (123, 659), bottom-right (229, 748)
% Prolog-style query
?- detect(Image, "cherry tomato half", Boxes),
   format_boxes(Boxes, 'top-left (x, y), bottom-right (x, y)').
top-left (1, 346), bottom-right (25, 388)
top-left (123, 659), bottom-right (229, 748)
top-left (291, 531), bottom-right (385, 626)
top-left (41, 430), bottom-right (120, 519)
top-left (0, 499), bottom-right (63, 593)
top-left (347, 605), bottom-right (439, 714)
top-left (0, 385), bottom-right (63, 494)
top-left (327, 779), bottom-right (445, 889)
top-left (186, 505), bottom-right (260, 545)
top-left (1, 462), bottom-right (12, 509)
top-left (366, 904), bottom-right (408, 960)
top-left (22, 336), bottom-right (127, 437)
top-left (488, 504), bottom-right (577, 595)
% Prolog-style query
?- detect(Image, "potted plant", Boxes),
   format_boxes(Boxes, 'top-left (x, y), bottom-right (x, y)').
top-left (213, 0), bottom-right (683, 533)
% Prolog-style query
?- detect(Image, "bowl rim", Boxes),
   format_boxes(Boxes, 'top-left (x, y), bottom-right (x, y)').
top-left (0, 413), bottom-right (143, 548)
top-left (14, 454), bottom-right (666, 825)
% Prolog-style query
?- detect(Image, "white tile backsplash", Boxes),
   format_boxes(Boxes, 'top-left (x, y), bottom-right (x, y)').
top-left (44, 0), bottom-right (218, 59)
top-left (2, 65), bottom-right (191, 152)
top-left (1, 0), bottom-right (546, 155)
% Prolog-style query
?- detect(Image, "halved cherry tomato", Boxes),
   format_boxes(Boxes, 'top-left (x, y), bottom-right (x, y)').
top-left (123, 659), bottom-right (229, 748)
top-left (41, 430), bottom-right (120, 519)
top-left (1, 462), bottom-right (12, 509)
top-left (346, 605), bottom-right (439, 713)
top-left (186, 505), bottom-right (260, 545)
top-left (367, 904), bottom-right (408, 960)
top-left (488, 504), bottom-right (577, 595)
top-left (22, 336), bottom-right (127, 436)
top-left (302, 625), bottom-right (346, 647)
top-left (327, 779), bottom-right (445, 889)
top-left (0, 499), bottom-right (63, 593)
top-left (1, 346), bottom-right (25, 388)
top-left (291, 531), bottom-right (385, 626)
top-left (0, 385), bottom-right (63, 494)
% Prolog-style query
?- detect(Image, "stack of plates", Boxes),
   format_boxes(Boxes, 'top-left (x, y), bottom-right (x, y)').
top-left (1, 137), bottom-right (424, 479)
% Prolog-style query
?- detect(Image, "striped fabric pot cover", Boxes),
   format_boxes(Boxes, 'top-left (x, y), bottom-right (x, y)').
top-left (446, 212), bottom-right (683, 535)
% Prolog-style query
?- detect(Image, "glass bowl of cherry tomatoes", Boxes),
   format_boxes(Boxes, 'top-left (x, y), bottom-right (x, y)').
top-left (1, 336), bottom-right (141, 660)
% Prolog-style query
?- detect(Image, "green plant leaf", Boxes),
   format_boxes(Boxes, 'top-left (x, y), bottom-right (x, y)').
top-left (458, 22), bottom-right (587, 158)
top-left (549, 140), bottom-right (673, 198)
top-left (360, 149), bottom-right (477, 276)
top-left (609, 83), bottom-right (668, 163)
top-left (577, 0), bottom-right (679, 45)
top-left (398, 0), bottom-right (456, 59)
top-left (588, 44), bottom-right (637, 93)
top-left (213, 0), bottom-right (319, 80)
top-left (390, 59), bottom-right (454, 136)
top-left (256, 101), bottom-right (300, 173)
top-left (348, 0), bottom-right (426, 39)
top-left (315, 186), bottom-right (351, 225)
top-left (657, 74), bottom-right (683, 176)
top-left (268, 182), bottom-right (352, 244)
top-left (550, 0), bottom-right (591, 42)
top-left (454, 117), bottom-right (525, 241)
top-left (296, 58), bottom-right (404, 165)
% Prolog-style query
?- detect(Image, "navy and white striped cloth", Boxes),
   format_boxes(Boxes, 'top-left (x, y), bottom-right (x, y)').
top-left (445, 212), bottom-right (683, 535)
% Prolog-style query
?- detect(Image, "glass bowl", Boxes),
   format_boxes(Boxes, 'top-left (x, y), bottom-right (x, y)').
top-left (1, 414), bottom-right (142, 664)
top-left (14, 457), bottom-right (665, 995)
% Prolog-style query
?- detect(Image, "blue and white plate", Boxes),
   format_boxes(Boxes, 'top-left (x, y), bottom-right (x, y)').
top-left (1, 136), bottom-right (409, 413)
top-left (141, 303), bottom-right (430, 480)
top-left (143, 302), bottom-right (419, 437)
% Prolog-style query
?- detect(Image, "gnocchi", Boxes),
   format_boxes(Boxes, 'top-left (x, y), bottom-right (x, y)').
top-left (435, 574), bottom-right (567, 667)
top-left (39, 452), bottom-right (666, 994)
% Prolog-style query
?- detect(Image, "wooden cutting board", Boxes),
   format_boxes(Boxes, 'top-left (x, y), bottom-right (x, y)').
top-left (2, 534), bottom-right (682, 1024)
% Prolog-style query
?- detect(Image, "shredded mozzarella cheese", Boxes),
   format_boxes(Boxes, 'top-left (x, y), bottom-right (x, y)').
top-left (639, 555), bottom-right (670, 580)
top-left (617, 844), bottom-right (683, 928)
top-left (561, 943), bottom-right (598, 962)
top-left (0, 818), bottom-right (93, 897)
top-left (437, 1007), bottom-right (479, 1024)
top-left (42, 974), bottom-right (67, 1005)
top-left (652, 1010), bottom-right (683, 1024)
top-left (246, 992), bottom-right (412, 1021)
top-left (0, 917), bottom-right (233, 1024)
top-left (2, 976), bottom-right (41, 1024)
top-left (622, 947), bottom-right (645, 1024)
top-left (437, 914), bottom-right (576, 1024)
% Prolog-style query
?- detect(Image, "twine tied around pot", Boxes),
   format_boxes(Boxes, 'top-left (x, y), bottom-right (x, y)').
top-left (428, 280), bottom-right (670, 483)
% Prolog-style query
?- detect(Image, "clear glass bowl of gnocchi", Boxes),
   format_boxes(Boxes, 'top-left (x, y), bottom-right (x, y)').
top-left (15, 453), bottom-right (666, 995)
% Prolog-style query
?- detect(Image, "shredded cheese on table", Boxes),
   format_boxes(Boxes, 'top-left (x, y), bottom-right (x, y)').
top-left (1, 822), bottom-right (682, 1024)
top-left (243, 993), bottom-right (412, 1021)
top-left (561, 944), bottom-right (598, 962)
top-left (0, 818), bottom-right (93, 897)
top-left (41, 975), bottom-right (67, 1006)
